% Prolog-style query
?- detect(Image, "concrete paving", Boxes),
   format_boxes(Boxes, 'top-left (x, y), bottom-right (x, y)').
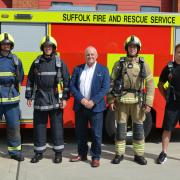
top-left (0, 130), bottom-right (180, 180)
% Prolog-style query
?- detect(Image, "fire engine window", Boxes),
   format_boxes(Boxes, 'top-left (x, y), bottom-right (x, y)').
top-left (1, 23), bottom-right (46, 52)
top-left (51, 2), bottom-right (73, 6)
top-left (50, 2), bottom-right (95, 11)
top-left (140, 6), bottom-right (160, 12)
top-left (96, 4), bottom-right (118, 11)
top-left (175, 27), bottom-right (180, 46)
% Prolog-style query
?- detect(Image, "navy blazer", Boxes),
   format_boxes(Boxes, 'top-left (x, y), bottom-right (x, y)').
top-left (70, 63), bottom-right (110, 112)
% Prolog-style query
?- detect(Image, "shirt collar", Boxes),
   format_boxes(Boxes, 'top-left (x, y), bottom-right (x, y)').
top-left (85, 61), bottom-right (97, 70)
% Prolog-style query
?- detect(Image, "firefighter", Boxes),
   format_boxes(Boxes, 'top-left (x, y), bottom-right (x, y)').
top-left (0, 32), bottom-right (24, 161)
top-left (157, 43), bottom-right (180, 164)
top-left (25, 35), bottom-right (70, 163)
top-left (107, 35), bottom-right (155, 165)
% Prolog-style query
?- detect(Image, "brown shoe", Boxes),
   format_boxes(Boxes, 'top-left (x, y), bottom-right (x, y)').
top-left (91, 160), bottom-right (100, 167)
top-left (69, 155), bottom-right (87, 162)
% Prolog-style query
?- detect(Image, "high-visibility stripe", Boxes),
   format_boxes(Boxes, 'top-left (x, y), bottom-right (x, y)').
top-left (133, 144), bottom-right (144, 150)
top-left (37, 72), bottom-right (57, 75)
top-left (115, 141), bottom-right (125, 154)
top-left (0, 72), bottom-right (15, 76)
top-left (120, 97), bottom-right (139, 104)
top-left (115, 147), bottom-right (125, 151)
top-left (0, 96), bottom-right (20, 103)
top-left (34, 104), bottom-right (59, 110)
top-left (133, 143), bottom-right (144, 147)
top-left (34, 145), bottom-right (46, 151)
top-left (8, 145), bottom-right (21, 151)
top-left (145, 74), bottom-right (153, 81)
top-left (26, 87), bottom-right (32, 91)
top-left (64, 88), bottom-right (69, 91)
top-left (146, 96), bottom-right (153, 100)
top-left (53, 145), bottom-right (64, 150)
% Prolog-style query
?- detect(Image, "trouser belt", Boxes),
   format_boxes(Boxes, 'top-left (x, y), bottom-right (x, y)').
top-left (0, 84), bottom-right (15, 100)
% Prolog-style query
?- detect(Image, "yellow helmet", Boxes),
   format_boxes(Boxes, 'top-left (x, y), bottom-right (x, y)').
top-left (40, 35), bottom-right (57, 51)
top-left (124, 35), bottom-right (141, 51)
top-left (0, 32), bottom-right (15, 49)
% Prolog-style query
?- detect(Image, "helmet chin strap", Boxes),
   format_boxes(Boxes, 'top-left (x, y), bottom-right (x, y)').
top-left (1, 49), bottom-right (10, 56)
top-left (43, 51), bottom-right (55, 57)
top-left (127, 53), bottom-right (138, 58)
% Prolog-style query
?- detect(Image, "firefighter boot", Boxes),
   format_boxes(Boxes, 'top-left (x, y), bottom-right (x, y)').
top-left (54, 152), bottom-right (62, 163)
top-left (134, 155), bottom-right (147, 165)
top-left (11, 153), bottom-right (24, 162)
top-left (31, 153), bottom-right (43, 163)
top-left (111, 155), bottom-right (124, 164)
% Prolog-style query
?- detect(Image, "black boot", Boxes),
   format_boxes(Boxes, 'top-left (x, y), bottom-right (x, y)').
top-left (11, 154), bottom-right (24, 162)
top-left (31, 153), bottom-right (43, 163)
top-left (54, 152), bottom-right (62, 163)
top-left (134, 155), bottom-right (147, 165)
top-left (111, 155), bottom-right (124, 164)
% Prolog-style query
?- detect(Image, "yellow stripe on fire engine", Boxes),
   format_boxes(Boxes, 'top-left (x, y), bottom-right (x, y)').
top-left (13, 52), bottom-right (41, 75)
top-left (0, 10), bottom-right (180, 26)
top-left (171, 26), bottom-right (175, 55)
top-left (48, 23), bottom-right (51, 36)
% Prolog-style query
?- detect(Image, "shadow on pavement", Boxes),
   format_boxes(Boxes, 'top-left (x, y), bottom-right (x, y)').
top-left (0, 128), bottom-right (180, 163)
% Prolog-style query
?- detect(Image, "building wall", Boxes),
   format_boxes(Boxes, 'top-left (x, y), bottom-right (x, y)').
top-left (37, 0), bottom-right (172, 11)
top-left (178, 0), bottom-right (180, 12)
top-left (161, 0), bottom-right (172, 12)
top-left (0, 0), bottom-right (177, 12)
top-left (0, 0), bottom-right (12, 8)
top-left (12, 0), bottom-right (38, 8)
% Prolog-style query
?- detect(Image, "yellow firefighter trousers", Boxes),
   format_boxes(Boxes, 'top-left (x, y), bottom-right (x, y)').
top-left (114, 102), bottom-right (146, 156)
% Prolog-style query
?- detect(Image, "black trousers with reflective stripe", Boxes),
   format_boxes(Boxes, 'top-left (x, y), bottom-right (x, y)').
top-left (33, 109), bottom-right (64, 153)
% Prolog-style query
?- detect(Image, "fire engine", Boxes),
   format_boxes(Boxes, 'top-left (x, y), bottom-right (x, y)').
top-left (0, 9), bottom-right (179, 139)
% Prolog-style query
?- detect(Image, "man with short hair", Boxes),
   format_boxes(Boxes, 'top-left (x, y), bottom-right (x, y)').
top-left (157, 43), bottom-right (180, 164)
top-left (69, 46), bottom-right (110, 167)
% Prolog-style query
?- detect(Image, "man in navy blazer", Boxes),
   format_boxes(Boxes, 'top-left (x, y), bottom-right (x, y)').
top-left (69, 46), bottom-right (110, 167)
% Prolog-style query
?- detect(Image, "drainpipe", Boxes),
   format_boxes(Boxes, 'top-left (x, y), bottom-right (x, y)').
top-left (172, 0), bottom-right (177, 12)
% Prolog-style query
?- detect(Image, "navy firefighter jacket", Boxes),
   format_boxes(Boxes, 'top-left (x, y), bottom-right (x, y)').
top-left (25, 54), bottom-right (70, 111)
top-left (0, 52), bottom-right (24, 105)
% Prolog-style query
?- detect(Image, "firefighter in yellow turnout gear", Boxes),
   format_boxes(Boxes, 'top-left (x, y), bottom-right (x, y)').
top-left (107, 35), bottom-right (154, 165)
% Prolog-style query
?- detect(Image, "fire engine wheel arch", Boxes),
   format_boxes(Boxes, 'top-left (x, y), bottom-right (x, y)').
top-left (104, 109), bottom-right (153, 143)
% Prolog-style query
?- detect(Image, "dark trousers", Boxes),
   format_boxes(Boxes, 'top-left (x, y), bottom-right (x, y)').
top-left (0, 103), bottom-right (21, 156)
top-left (33, 109), bottom-right (64, 153)
top-left (163, 102), bottom-right (180, 131)
top-left (75, 107), bottom-right (103, 160)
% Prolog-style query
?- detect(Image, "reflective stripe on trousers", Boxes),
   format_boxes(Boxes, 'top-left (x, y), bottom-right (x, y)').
top-left (34, 145), bottom-right (46, 151)
top-left (53, 145), bottom-right (64, 150)
top-left (34, 104), bottom-right (59, 110)
top-left (8, 145), bottom-right (21, 151)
